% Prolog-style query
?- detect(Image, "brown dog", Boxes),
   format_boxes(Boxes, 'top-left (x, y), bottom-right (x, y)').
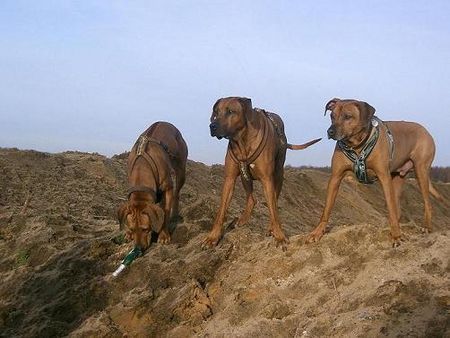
top-left (306, 98), bottom-right (442, 246)
top-left (118, 121), bottom-right (188, 250)
top-left (203, 97), bottom-right (321, 249)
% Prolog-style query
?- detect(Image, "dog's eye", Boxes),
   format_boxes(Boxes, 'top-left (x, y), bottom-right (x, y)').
top-left (226, 109), bottom-right (233, 116)
top-left (343, 114), bottom-right (352, 120)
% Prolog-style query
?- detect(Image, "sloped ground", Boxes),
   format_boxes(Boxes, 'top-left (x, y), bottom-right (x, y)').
top-left (0, 148), bottom-right (448, 337)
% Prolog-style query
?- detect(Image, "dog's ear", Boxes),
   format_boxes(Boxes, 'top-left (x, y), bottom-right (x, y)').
top-left (212, 98), bottom-right (222, 113)
top-left (324, 98), bottom-right (340, 115)
top-left (144, 204), bottom-right (165, 233)
top-left (238, 97), bottom-right (252, 112)
top-left (238, 97), bottom-right (254, 123)
top-left (117, 202), bottom-right (129, 230)
top-left (357, 101), bottom-right (376, 127)
top-left (211, 98), bottom-right (222, 122)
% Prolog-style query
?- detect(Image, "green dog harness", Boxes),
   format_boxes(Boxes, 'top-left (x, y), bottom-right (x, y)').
top-left (337, 117), bottom-right (394, 184)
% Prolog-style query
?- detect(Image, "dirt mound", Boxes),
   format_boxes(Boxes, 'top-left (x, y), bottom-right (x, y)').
top-left (0, 148), bottom-right (449, 337)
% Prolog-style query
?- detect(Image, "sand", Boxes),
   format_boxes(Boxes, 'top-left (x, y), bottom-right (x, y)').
top-left (0, 148), bottom-right (448, 337)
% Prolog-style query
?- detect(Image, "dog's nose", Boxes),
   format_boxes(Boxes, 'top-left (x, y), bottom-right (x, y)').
top-left (210, 122), bottom-right (217, 131)
top-left (327, 127), bottom-right (335, 139)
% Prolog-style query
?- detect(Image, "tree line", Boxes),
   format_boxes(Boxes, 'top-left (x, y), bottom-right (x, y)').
top-left (430, 166), bottom-right (450, 183)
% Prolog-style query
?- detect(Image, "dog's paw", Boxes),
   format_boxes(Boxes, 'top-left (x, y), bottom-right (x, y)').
top-left (158, 230), bottom-right (171, 244)
top-left (272, 230), bottom-right (290, 251)
top-left (392, 239), bottom-right (401, 248)
top-left (275, 237), bottom-right (290, 252)
top-left (304, 227), bottom-right (325, 244)
top-left (419, 226), bottom-right (432, 234)
top-left (390, 233), bottom-right (403, 248)
top-left (236, 215), bottom-right (249, 228)
top-left (201, 232), bottom-right (222, 249)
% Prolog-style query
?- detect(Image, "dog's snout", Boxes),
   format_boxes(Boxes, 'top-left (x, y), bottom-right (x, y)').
top-left (210, 122), bottom-right (219, 137)
top-left (327, 126), bottom-right (335, 139)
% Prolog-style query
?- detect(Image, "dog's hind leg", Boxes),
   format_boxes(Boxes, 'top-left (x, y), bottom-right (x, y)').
top-left (171, 163), bottom-right (186, 220)
top-left (429, 181), bottom-right (444, 202)
top-left (414, 162), bottom-right (433, 232)
top-left (274, 150), bottom-right (286, 199)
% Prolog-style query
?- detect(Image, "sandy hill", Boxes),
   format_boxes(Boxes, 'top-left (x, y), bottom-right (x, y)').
top-left (0, 148), bottom-right (449, 337)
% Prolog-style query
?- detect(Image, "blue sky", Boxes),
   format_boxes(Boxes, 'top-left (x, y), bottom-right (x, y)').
top-left (1, 1), bottom-right (449, 165)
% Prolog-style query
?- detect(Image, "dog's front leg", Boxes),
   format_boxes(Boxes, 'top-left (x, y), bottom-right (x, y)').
top-left (158, 187), bottom-right (173, 244)
top-left (237, 176), bottom-right (256, 227)
top-left (261, 176), bottom-right (289, 250)
top-left (203, 159), bottom-right (239, 248)
top-left (306, 169), bottom-right (345, 244)
top-left (377, 170), bottom-right (402, 247)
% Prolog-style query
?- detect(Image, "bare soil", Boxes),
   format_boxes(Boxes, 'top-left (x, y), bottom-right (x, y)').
top-left (0, 147), bottom-right (449, 337)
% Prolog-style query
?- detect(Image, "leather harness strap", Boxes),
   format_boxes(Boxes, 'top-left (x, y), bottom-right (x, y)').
top-left (127, 134), bottom-right (169, 200)
top-left (127, 186), bottom-right (157, 200)
top-left (228, 108), bottom-right (286, 181)
top-left (383, 119), bottom-right (395, 162)
top-left (262, 109), bottom-right (287, 146)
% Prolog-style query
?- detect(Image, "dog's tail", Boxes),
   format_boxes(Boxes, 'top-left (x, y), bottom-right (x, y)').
top-left (287, 138), bottom-right (322, 150)
top-left (429, 181), bottom-right (445, 203)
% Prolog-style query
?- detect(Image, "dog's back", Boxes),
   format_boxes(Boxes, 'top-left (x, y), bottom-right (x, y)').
top-left (384, 120), bottom-right (436, 168)
top-left (138, 121), bottom-right (188, 171)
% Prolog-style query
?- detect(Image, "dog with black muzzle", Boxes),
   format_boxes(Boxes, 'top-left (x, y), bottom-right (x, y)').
top-left (204, 96), bottom-right (321, 250)
top-left (305, 98), bottom-right (443, 247)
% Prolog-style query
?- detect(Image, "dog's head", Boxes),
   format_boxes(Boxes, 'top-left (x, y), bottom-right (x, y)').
top-left (117, 202), bottom-right (164, 250)
top-left (324, 98), bottom-right (375, 141)
top-left (209, 97), bottom-right (253, 140)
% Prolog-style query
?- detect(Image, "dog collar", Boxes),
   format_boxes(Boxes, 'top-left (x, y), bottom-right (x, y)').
top-left (337, 118), bottom-right (380, 184)
top-left (127, 186), bottom-right (157, 200)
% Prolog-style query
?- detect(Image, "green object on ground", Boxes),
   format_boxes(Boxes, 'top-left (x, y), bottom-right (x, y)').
top-left (122, 246), bottom-right (143, 265)
top-left (112, 246), bottom-right (143, 277)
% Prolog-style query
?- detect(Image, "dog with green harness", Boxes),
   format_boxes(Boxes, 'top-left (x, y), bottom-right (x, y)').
top-left (305, 98), bottom-right (443, 247)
